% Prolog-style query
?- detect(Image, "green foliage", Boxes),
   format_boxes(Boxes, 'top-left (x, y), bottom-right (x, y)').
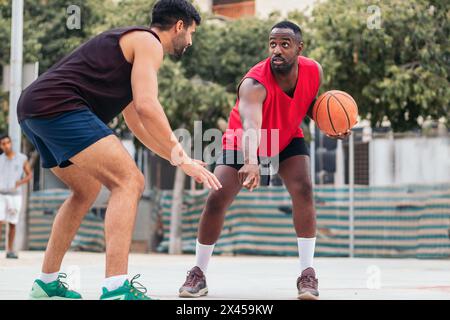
top-left (0, 0), bottom-right (113, 134)
top-left (182, 16), bottom-right (273, 91)
top-left (0, 0), bottom-right (448, 135)
top-left (308, 0), bottom-right (449, 131)
top-left (100, 0), bottom-right (234, 134)
top-left (0, 0), bottom-right (10, 134)
top-left (104, 0), bottom-right (156, 28)
top-left (159, 59), bottom-right (234, 130)
top-left (0, 2), bottom-right (10, 66)
top-left (23, 0), bottom-right (113, 72)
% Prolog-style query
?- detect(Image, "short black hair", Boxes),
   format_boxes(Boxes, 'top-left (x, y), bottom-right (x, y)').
top-left (151, 0), bottom-right (201, 31)
top-left (271, 21), bottom-right (303, 43)
top-left (0, 134), bottom-right (10, 142)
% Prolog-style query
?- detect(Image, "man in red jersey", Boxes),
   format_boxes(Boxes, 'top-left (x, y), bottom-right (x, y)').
top-left (179, 21), bottom-right (349, 300)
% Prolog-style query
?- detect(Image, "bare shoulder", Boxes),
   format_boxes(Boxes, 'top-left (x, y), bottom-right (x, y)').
top-left (314, 61), bottom-right (323, 73)
top-left (239, 78), bottom-right (267, 102)
top-left (120, 30), bottom-right (163, 64)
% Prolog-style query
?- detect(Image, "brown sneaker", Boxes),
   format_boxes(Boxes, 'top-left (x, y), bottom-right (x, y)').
top-left (297, 267), bottom-right (319, 300)
top-left (179, 266), bottom-right (208, 298)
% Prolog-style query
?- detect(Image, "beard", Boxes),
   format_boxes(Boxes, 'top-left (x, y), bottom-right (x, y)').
top-left (270, 58), bottom-right (295, 75)
top-left (172, 36), bottom-right (188, 60)
top-left (173, 46), bottom-right (187, 60)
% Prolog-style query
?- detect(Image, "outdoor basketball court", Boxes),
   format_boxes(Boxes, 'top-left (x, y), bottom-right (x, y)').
top-left (1, 251), bottom-right (449, 300)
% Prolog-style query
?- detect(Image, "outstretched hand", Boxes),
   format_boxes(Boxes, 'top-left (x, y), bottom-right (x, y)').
top-left (179, 159), bottom-right (222, 191)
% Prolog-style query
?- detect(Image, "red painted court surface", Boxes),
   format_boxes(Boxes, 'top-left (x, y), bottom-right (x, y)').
top-left (1, 252), bottom-right (450, 300)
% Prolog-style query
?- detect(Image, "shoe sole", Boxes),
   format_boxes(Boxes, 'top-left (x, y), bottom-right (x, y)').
top-left (298, 292), bottom-right (319, 301)
top-left (179, 288), bottom-right (209, 298)
top-left (29, 296), bottom-right (82, 300)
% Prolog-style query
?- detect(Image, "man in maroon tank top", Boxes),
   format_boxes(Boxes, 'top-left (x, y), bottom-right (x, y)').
top-left (179, 21), bottom-right (349, 300)
top-left (21, 0), bottom-right (222, 300)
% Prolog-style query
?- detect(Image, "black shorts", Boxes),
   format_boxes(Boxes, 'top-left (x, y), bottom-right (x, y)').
top-left (216, 137), bottom-right (310, 171)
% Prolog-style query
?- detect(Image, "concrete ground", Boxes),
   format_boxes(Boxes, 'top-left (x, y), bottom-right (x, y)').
top-left (1, 251), bottom-right (450, 300)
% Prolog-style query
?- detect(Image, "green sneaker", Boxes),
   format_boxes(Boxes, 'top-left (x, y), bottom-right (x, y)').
top-left (29, 273), bottom-right (82, 300)
top-left (100, 274), bottom-right (154, 300)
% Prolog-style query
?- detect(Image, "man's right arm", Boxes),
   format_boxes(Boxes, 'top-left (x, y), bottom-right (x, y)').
top-left (122, 101), bottom-right (170, 162)
top-left (127, 32), bottom-right (222, 190)
top-left (129, 33), bottom-right (185, 163)
top-left (237, 78), bottom-right (266, 191)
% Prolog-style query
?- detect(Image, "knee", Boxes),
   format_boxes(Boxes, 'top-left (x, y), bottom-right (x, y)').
top-left (204, 191), bottom-right (229, 216)
top-left (72, 182), bottom-right (102, 204)
top-left (134, 171), bottom-right (146, 196)
top-left (120, 170), bottom-right (145, 196)
top-left (289, 179), bottom-right (314, 201)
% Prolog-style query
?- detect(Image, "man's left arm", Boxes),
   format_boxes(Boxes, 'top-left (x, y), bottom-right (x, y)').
top-left (16, 159), bottom-right (32, 188)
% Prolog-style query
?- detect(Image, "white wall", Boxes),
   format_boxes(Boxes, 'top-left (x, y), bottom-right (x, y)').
top-left (394, 137), bottom-right (450, 185)
top-left (255, 0), bottom-right (317, 18)
top-left (369, 138), bottom-right (395, 186)
top-left (370, 137), bottom-right (450, 186)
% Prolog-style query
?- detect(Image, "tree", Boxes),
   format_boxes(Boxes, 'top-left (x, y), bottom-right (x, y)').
top-left (182, 16), bottom-right (274, 91)
top-left (307, 0), bottom-right (449, 131)
top-left (24, 0), bottom-right (113, 72)
top-left (104, 0), bottom-right (156, 28)
top-left (157, 59), bottom-right (234, 254)
top-left (0, 1), bottom-right (18, 133)
top-left (0, 0), bottom-right (113, 133)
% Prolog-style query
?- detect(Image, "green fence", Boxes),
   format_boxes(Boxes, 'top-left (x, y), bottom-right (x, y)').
top-left (28, 189), bottom-right (105, 252)
top-left (24, 185), bottom-right (450, 258)
top-left (157, 184), bottom-right (450, 259)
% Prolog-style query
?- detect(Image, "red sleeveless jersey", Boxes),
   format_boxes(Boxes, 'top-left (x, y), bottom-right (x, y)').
top-left (222, 56), bottom-right (320, 157)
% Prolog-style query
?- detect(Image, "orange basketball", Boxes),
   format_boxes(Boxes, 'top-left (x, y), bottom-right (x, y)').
top-left (312, 90), bottom-right (359, 136)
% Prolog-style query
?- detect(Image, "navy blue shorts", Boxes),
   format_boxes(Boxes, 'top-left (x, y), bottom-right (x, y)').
top-left (20, 107), bottom-right (113, 169)
top-left (216, 138), bottom-right (310, 171)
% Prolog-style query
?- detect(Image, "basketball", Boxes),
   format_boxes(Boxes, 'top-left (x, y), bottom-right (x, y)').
top-left (312, 90), bottom-right (359, 136)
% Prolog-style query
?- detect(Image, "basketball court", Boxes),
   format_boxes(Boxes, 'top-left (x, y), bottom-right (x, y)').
top-left (0, 0), bottom-right (448, 304)
top-left (1, 251), bottom-right (449, 300)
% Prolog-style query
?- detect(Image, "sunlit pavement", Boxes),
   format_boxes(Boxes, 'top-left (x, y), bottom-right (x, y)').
top-left (1, 251), bottom-right (450, 300)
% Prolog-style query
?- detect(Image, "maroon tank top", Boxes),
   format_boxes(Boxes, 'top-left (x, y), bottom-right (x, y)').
top-left (17, 26), bottom-right (160, 124)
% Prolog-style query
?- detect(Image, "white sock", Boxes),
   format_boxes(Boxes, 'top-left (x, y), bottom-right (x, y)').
top-left (195, 240), bottom-right (215, 273)
top-left (39, 272), bottom-right (60, 284)
top-left (102, 275), bottom-right (128, 292)
top-left (297, 238), bottom-right (316, 273)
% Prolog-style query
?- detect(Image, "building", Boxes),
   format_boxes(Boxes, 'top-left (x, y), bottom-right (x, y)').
top-left (195, 0), bottom-right (316, 19)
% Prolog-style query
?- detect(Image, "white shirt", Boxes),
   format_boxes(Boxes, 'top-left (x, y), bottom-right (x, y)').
top-left (0, 152), bottom-right (28, 195)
